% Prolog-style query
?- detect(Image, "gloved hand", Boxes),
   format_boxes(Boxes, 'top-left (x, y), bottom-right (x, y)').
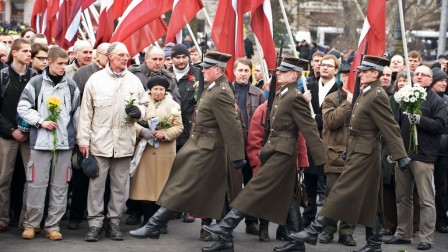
top-left (232, 159), bottom-right (247, 169)
top-left (125, 105), bottom-right (141, 119)
top-left (398, 156), bottom-right (411, 172)
top-left (140, 128), bottom-right (153, 140)
top-left (407, 114), bottom-right (421, 125)
top-left (137, 120), bottom-right (149, 128)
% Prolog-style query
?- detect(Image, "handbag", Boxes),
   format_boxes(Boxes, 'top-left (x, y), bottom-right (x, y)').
top-left (299, 171), bottom-right (308, 208)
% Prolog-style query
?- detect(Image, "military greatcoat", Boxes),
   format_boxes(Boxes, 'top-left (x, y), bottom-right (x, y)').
top-left (231, 82), bottom-right (327, 224)
top-left (157, 75), bottom-right (244, 220)
top-left (319, 80), bottom-right (407, 228)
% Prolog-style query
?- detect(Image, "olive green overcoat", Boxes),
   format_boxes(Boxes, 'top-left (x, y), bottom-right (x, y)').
top-left (157, 75), bottom-right (244, 220)
top-left (231, 82), bottom-right (327, 224)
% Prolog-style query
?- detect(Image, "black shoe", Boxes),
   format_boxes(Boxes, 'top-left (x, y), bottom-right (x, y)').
top-left (273, 241), bottom-right (305, 252)
top-left (126, 214), bottom-right (142, 225)
top-left (352, 244), bottom-right (382, 252)
top-left (276, 225), bottom-right (288, 241)
top-left (183, 213), bottom-right (195, 223)
top-left (436, 225), bottom-right (448, 233)
top-left (105, 222), bottom-right (123, 240)
top-left (384, 236), bottom-right (411, 244)
top-left (203, 209), bottom-right (245, 237)
top-left (129, 207), bottom-right (174, 239)
top-left (202, 239), bottom-right (234, 252)
top-left (67, 221), bottom-right (79, 230)
top-left (417, 242), bottom-right (431, 250)
top-left (245, 222), bottom-right (259, 235)
top-left (338, 234), bottom-right (356, 246)
top-left (289, 216), bottom-right (330, 245)
top-left (85, 226), bottom-right (102, 242)
top-left (259, 219), bottom-right (270, 242)
top-left (200, 228), bottom-right (213, 241)
top-left (319, 232), bottom-right (334, 244)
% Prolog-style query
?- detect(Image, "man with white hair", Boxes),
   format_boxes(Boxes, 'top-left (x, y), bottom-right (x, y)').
top-left (65, 41), bottom-right (93, 79)
top-left (77, 42), bottom-right (148, 242)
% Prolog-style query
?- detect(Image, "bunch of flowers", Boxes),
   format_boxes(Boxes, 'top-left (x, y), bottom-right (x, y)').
top-left (157, 108), bottom-right (181, 130)
top-left (394, 84), bottom-right (427, 152)
top-left (124, 92), bottom-right (136, 124)
top-left (46, 96), bottom-right (62, 171)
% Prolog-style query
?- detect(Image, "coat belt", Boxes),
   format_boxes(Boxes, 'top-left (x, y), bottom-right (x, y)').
top-left (193, 125), bottom-right (220, 134)
top-left (348, 128), bottom-right (379, 138)
top-left (270, 130), bottom-right (296, 138)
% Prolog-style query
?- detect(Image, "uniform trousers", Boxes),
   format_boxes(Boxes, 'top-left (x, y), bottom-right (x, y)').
top-left (87, 156), bottom-right (131, 228)
top-left (0, 137), bottom-right (30, 228)
top-left (24, 149), bottom-right (72, 231)
top-left (395, 160), bottom-right (435, 244)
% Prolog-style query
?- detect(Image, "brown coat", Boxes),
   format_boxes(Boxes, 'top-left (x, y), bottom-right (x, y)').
top-left (231, 82), bottom-right (327, 224)
top-left (129, 93), bottom-right (183, 201)
top-left (322, 88), bottom-right (351, 174)
top-left (157, 75), bottom-right (245, 220)
top-left (319, 80), bottom-right (407, 228)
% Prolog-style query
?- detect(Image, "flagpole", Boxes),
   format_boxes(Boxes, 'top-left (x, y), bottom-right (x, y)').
top-left (254, 36), bottom-right (269, 86)
top-left (83, 10), bottom-right (96, 41)
top-left (78, 27), bottom-right (88, 41)
top-left (278, 0), bottom-right (314, 115)
top-left (89, 5), bottom-right (99, 23)
top-left (201, 7), bottom-right (213, 28)
top-left (81, 14), bottom-right (95, 45)
top-left (278, 0), bottom-right (298, 58)
top-left (186, 23), bottom-right (202, 58)
top-left (397, 0), bottom-right (412, 86)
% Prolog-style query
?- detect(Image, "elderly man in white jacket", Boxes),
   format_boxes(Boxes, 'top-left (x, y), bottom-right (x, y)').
top-left (77, 42), bottom-right (148, 242)
top-left (17, 46), bottom-right (80, 241)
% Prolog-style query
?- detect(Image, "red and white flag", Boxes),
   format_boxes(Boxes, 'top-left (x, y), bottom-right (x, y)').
top-left (165, 0), bottom-right (204, 44)
top-left (110, 0), bottom-right (173, 57)
top-left (45, 0), bottom-right (61, 44)
top-left (211, 0), bottom-right (250, 80)
top-left (250, 0), bottom-right (275, 70)
top-left (31, 0), bottom-right (47, 33)
top-left (94, 0), bottom-right (115, 47)
top-left (65, 0), bottom-right (95, 42)
top-left (55, 0), bottom-right (75, 49)
top-left (348, 0), bottom-right (386, 92)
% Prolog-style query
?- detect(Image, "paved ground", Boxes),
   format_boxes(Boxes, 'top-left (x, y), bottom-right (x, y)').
top-left (1, 215), bottom-right (448, 252)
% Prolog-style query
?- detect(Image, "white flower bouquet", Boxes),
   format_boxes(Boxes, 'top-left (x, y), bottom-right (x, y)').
top-left (394, 84), bottom-right (427, 152)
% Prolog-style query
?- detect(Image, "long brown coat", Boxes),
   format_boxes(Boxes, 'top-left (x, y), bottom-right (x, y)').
top-left (319, 80), bottom-right (407, 228)
top-left (157, 75), bottom-right (245, 220)
top-left (130, 93), bottom-right (183, 201)
top-left (231, 82), bottom-right (327, 224)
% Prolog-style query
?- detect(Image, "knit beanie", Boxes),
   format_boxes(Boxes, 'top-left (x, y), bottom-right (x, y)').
top-left (171, 44), bottom-right (190, 58)
top-left (431, 67), bottom-right (448, 85)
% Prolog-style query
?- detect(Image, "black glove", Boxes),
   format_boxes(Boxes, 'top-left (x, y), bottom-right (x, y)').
top-left (137, 120), bottom-right (149, 128)
top-left (125, 105), bottom-right (141, 119)
top-left (232, 159), bottom-right (247, 169)
top-left (398, 157), bottom-right (411, 172)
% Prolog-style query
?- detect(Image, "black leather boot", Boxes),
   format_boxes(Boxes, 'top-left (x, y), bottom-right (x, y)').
top-left (259, 219), bottom-right (270, 242)
top-left (273, 205), bottom-right (305, 252)
top-left (288, 215), bottom-right (331, 245)
top-left (353, 215), bottom-right (382, 252)
top-left (276, 225), bottom-right (288, 241)
top-left (202, 236), bottom-right (234, 252)
top-left (128, 207), bottom-right (175, 239)
top-left (202, 209), bottom-right (245, 237)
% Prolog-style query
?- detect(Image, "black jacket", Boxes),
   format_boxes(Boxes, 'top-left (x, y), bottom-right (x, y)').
top-left (399, 87), bottom-right (447, 162)
top-left (176, 64), bottom-right (201, 147)
top-left (0, 66), bottom-right (37, 139)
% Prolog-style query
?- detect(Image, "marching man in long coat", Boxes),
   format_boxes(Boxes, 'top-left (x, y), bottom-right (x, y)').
top-left (289, 56), bottom-right (411, 252)
top-left (128, 51), bottom-right (246, 239)
top-left (202, 57), bottom-right (328, 252)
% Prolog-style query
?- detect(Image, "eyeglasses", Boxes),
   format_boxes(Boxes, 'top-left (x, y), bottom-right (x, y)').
top-left (97, 52), bottom-right (107, 56)
top-left (320, 63), bottom-right (335, 68)
top-left (414, 72), bottom-right (431, 78)
top-left (112, 53), bottom-right (130, 58)
top-left (35, 56), bottom-right (48, 61)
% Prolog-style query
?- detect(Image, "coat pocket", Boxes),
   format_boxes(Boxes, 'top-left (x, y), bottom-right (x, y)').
top-left (354, 143), bottom-right (372, 154)
top-left (197, 138), bottom-right (215, 150)
top-left (275, 143), bottom-right (294, 156)
top-left (327, 145), bottom-right (346, 166)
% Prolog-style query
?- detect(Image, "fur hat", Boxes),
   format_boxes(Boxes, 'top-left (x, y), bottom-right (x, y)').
top-left (147, 75), bottom-right (170, 90)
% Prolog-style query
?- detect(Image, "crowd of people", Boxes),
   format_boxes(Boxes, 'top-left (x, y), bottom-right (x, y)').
top-left (0, 27), bottom-right (448, 252)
